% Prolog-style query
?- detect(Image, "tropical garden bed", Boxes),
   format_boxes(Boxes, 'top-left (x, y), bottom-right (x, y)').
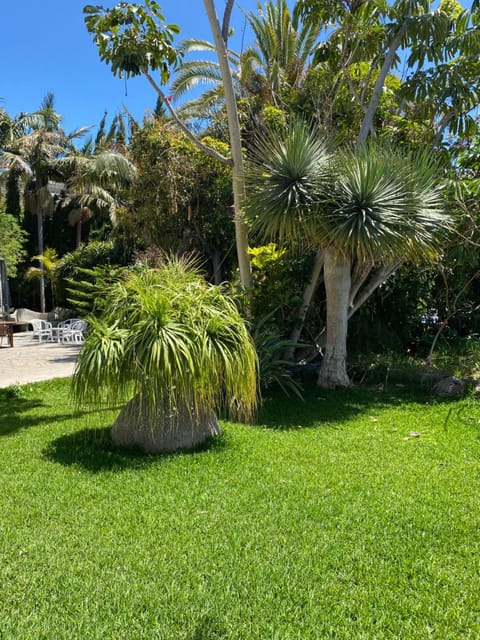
top-left (0, 378), bottom-right (479, 639)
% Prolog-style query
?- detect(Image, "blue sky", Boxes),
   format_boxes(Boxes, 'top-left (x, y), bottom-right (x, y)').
top-left (0, 1), bottom-right (266, 136)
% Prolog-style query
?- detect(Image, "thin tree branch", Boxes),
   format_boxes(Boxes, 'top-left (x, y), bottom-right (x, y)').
top-left (358, 24), bottom-right (407, 144)
top-left (341, 67), bottom-right (368, 115)
top-left (203, 0), bottom-right (252, 289)
top-left (142, 67), bottom-right (232, 166)
top-left (426, 268), bottom-right (480, 365)
top-left (222, 0), bottom-right (235, 45)
top-left (349, 260), bottom-right (374, 308)
top-left (287, 246), bottom-right (324, 357)
top-left (348, 261), bottom-right (402, 318)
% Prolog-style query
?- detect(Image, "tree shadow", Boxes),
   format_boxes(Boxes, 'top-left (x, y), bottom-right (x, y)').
top-left (43, 426), bottom-right (228, 473)
top-left (0, 393), bottom-right (47, 436)
top-left (0, 394), bottom-right (109, 437)
top-left (188, 614), bottom-right (227, 640)
top-left (255, 382), bottom-right (437, 430)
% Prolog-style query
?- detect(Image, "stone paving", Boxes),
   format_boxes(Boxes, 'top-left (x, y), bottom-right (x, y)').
top-left (0, 332), bottom-right (81, 388)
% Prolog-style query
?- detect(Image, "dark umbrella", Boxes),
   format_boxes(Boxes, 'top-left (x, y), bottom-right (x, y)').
top-left (0, 258), bottom-right (12, 317)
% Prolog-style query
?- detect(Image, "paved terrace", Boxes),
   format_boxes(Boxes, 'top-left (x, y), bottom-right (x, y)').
top-left (0, 332), bottom-right (81, 388)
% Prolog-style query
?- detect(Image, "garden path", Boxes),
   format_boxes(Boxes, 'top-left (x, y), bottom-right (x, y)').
top-left (0, 332), bottom-right (81, 388)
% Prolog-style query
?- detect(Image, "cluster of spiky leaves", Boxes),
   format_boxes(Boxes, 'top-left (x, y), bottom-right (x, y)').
top-left (245, 119), bottom-right (332, 245)
top-left (72, 257), bottom-right (258, 425)
top-left (245, 120), bottom-right (449, 263)
top-left (321, 145), bottom-right (448, 263)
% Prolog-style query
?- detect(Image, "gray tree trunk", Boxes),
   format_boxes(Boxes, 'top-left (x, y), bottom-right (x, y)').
top-left (286, 246), bottom-right (324, 360)
top-left (76, 220), bottom-right (82, 249)
top-left (36, 209), bottom-right (46, 314)
top-left (317, 248), bottom-right (351, 388)
top-left (212, 248), bottom-right (223, 285)
top-left (357, 25), bottom-right (406, 144)
top-left (111, 395), bottom-right (221, 453)
top-left (203, 0), bottom-right (252, 289)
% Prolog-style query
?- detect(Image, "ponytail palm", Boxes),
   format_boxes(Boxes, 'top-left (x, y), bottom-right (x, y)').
top-left (72, 258), bottom-right (258, 453)
top-left (245, 120), bottom-right (450, 387)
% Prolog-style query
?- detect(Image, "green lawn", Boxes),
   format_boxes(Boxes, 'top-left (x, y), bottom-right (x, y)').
top-left (0, 379), bottom-right (479, 639)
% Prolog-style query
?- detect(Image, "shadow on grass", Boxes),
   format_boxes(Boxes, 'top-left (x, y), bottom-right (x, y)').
top-left (188, 614), bottom-right (227, 639)
top-left (43, 426), bottom-right (228, 473)
top-left (0, 397), bottom-right (111, 437)
top-left (256, 382), bottom-right (436, 430)
top-left (0, 394), bottom-right (48, 436)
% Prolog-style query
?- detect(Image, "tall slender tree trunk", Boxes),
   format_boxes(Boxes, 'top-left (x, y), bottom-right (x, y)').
top-left (286, 246), bottom-right (324, 359)
top-left (76, 220), bottom-right (82, 249)
top-left (203, 0), bottom-right (252, 290)
top-left (36, 209), bottom-right (46, 314)
top-left (317, 247), bottom-right (351, 388)
top-left (212, 249), bottom-right (223, 285)
top-left (357, 26), bottom-right (406, 144)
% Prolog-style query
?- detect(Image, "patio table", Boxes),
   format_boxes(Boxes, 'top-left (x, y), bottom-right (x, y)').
top-left (0, 321), bottom-right (23, 348)
top-left (50, 326), bottom-right (67, 343)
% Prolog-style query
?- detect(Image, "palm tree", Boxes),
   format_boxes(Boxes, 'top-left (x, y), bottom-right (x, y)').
top-left (0, 106), bottom-right (18, 148)
top-left (71, 257), bottom-right (258, 453)
top-left (1, 93), bottom-right (89, 311)
top-left (171, 0), bottom-right (319, 113)
top-left (241, 0), bottom-right (320, 106)
top-left (51, 111), bottom-right (137, 248)
top-left (56, 148), bottom-right (137, 247)
top-left (170, 39), bottom-right (237, 102)
top-left (25, 248), bottom-right (60, 310)
top-left (245, 120), bottom-right (449, 387)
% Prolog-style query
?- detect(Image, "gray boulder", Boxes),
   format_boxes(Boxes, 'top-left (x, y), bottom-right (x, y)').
top-left (432, 376), bottom-right (466, 398)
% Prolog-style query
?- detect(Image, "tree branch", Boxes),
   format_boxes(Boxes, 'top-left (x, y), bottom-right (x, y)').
top-left (426, 268), bottom-right (480, 365)
top-left (349, 260), bottom-right (374, 309)
top-left (287, 246), bottom-right (324, 358)
top-left (203, 0), bottom-right (252, 289)
top-left (357, 24), bottom-right (407, 144)
top-left (142, 68), bottom-right (232, 166)
top-left (348, 261), bottom-right (402, 318)
top-left (222, 0), bottom-right (235, 45)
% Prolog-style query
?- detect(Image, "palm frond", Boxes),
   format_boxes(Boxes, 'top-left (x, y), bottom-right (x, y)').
top-left (170, 60), bottom-right (224, 98)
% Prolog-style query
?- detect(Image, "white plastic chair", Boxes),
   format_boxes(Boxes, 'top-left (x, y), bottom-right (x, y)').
top-left (61, 320), bottom-right (87, 343)
top-left (52, 318), bottom-right (81, 342)
top-left (30, 319), bottom-right (53, 342)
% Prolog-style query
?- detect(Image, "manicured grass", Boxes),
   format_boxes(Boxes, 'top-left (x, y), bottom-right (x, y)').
top-left (0, 379), bottom-right (479, 639)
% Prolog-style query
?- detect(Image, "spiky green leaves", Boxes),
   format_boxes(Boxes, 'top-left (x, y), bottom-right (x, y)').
top-left (72, 257), bottom-right (258, 424)
top-left (245, 119), bottom-right (450, 263)
top-left (322, 145), bottom-right (448, 263)
top-left (245, 120), bottom-right (331, 245)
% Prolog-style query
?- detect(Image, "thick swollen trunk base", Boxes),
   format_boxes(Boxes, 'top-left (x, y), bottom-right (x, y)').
top-left (111, 396), bottom-right (221, 453)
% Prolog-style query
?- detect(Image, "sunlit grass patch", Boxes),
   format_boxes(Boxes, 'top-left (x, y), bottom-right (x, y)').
top-left (0, 379), bottom-right (479, 638)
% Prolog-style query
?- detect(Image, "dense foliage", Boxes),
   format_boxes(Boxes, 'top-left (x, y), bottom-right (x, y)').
top-left (0, 202), bottom-right (26, 277)
top-left (2, 0), bottom-right (480, 371)
top-left (71, 258), bottom-right (258, 451)
top-left (124, 120), bottom-right (235, 281)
